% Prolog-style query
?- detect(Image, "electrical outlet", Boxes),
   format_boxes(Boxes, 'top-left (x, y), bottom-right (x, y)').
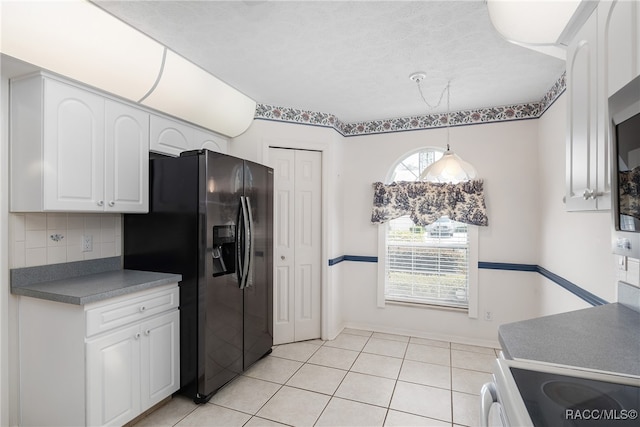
top-left (82, 235), bottom-right (93, 252)
top-left (618, 256), bottom-right (628, 271)
top-left (484, 311), bottom-right (492, 321)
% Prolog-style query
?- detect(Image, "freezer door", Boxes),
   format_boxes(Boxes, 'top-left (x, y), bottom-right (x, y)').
top-left (199, 151), bottom-right (245, 398)
top-left (243, 160), bottom-right (274, 370)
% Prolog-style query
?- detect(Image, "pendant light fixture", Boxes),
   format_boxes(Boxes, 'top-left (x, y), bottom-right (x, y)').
top-left (409, 73), bottom-right (477, 183)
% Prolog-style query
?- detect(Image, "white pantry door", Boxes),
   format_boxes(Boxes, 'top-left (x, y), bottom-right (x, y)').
top-left (271, 147), bottom-right (322, 344)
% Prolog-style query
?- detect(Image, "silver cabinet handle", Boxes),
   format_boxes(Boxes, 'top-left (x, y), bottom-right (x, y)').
top-left (97, 200), bottom-right (104, 206)
top-left (144, 329), bottom-right (151, 336)
top-left (108, 201), bottom-right (115, 207)
top-left (281, 256), bottom-right (285, 260)
top-left (139, 306), bottom-right (146, 312)
top-left (134, 332), bottom-right (141, 340)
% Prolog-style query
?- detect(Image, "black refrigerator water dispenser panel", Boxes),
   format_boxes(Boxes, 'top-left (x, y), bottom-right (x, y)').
top-left (212, 225), bottom-right (236, 277)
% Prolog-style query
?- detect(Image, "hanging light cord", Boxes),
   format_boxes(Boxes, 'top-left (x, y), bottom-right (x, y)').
top-left (414, 78), bottom-right (448, 110)
top-left (414, 77), bottom-right (453, 151)
top-left (445, 80), bottom-right (451, 151)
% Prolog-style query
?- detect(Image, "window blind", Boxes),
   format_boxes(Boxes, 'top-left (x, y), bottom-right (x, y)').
top-left (386, 215), bottom-right (469, 308)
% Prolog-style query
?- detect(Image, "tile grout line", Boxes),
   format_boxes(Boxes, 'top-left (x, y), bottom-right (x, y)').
top-left (246, 340), bottom-right (326, 426)
top-left (311, 330), bottom-right (373, 426)
top-left (384, 334), bottom-right (412, 426)
top-left (450, 341), bottom-right (455, 426)
top-left (171, 332), bottom-right (496, 427)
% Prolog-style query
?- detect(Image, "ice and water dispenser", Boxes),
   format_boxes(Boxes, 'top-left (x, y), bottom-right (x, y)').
top-left (212, 225), bottom-right (236, 276)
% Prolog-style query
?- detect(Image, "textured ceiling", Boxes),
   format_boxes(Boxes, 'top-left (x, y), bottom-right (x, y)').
top-left (93, 0), bottom-right (566, 123)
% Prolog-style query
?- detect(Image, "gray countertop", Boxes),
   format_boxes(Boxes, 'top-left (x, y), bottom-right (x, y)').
top-left (499, 303), bottom-right (640, 377)
top-left (11, 263), bottom-right (182, 305)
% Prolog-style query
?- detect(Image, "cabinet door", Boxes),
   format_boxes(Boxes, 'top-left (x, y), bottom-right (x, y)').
top-left (43, 79), bottom-right (105, 211)
top-left (86, 324), bottom-right (141, 426)
top-left (193, 128), bottom-right (228, 153)
top-left (150, 114), bottom-right (193, 156)
top-left (140, 310), bottom-right (180, 410)
top-left (105, 100), bottom-right (150, 213)
top-left (566, 10), bottom-right (599, 211)
top-left (601, 0), bottom-right (639, 97)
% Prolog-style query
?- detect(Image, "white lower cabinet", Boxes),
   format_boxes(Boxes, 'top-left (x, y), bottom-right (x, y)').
top-left (86, 310), bottom-right (179, 426)
top-left (86, 323), bottom-right (141, 427)
top-left (18, 284), bottom-right (179, 427)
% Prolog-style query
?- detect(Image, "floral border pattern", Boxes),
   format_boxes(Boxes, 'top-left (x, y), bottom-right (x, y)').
top-left (254, 72), bottom-right (566, 137)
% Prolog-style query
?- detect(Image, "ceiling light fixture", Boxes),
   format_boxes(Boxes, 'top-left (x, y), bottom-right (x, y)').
top-left (0, 0), bottom-right (256, 137)
top-left (486, 0), bottom-right (598, 60)
top-left (409, 72), bottom-right (477, 183)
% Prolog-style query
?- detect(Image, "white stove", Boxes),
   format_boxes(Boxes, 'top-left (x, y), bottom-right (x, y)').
top-left (481, 357), bottom-right (640, 426)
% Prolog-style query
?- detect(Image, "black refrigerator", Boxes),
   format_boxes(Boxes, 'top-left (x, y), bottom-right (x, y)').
top-left (124, 149), bottom-right (273, 403)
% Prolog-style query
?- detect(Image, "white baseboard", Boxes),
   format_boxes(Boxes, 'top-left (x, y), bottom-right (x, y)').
top-left (340, 321), bottom-right (500, 349)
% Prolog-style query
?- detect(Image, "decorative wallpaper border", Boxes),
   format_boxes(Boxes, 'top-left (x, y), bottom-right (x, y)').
top-left (255, 72), bottom-right (566, 137)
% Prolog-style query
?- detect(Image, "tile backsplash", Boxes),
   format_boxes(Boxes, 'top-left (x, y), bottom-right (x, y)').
top-left (10, 213), bottom-right (122, 268)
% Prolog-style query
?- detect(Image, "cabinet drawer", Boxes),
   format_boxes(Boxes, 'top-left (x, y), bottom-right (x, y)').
top-left (86, 286), bottom-right (179, 337)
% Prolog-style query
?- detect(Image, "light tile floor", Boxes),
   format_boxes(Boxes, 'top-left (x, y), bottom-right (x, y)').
top-left (132, 329), bottom-right (500, 427)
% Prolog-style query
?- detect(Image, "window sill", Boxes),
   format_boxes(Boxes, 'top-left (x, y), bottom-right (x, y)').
top-left (384, 298), bottom-right (468, 313)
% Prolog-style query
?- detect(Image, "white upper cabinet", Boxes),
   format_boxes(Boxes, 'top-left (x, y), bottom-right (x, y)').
top-left (566, 9), bottom-right (602, 211)
top-left (600, 0), bottom-right (640, 97)
top-left (42, 77), bottom-right (106, 211)
top-left (149, 114), bottom-right (193, 156)
top-left (193, 127), bottom-right (228, 154)
top-left (10, 73), bottom-right (149, 213)
top-left (150, 113), bottom-right (228, 156)
top-left (565, 0), bottom-right (639, 212)
top-left (105, 101), bottom-right (149, 213)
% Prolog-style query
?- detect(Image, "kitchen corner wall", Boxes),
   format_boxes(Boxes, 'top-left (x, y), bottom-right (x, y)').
top-left (536, 94), bottom-right (616, 313)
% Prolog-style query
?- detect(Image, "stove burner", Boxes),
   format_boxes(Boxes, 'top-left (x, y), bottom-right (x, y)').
top-left (542, 380), bottom-right (623, 411)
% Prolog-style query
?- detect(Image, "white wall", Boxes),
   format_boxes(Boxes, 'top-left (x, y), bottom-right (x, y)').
top-left (537, 94), bottom-right (617, 313)
top-left (1, 56), bottom-right (11, 427)
top-left (340, 119), bottom-right (543, 347)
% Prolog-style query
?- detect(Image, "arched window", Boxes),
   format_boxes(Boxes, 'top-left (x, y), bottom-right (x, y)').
top-left (378, 148), bottom-right (478, 311)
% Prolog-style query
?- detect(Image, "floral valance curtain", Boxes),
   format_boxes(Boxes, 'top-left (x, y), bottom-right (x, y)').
top-left (371, 180), bottom-right (489, 227)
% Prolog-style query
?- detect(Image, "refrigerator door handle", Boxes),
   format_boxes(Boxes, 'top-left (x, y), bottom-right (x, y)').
top-left (236, 198), bottom-right (245, 288)
top-left (239, 196), bottom-right (251, 289)
top-left (245, 196), bottom-right (255, 288)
